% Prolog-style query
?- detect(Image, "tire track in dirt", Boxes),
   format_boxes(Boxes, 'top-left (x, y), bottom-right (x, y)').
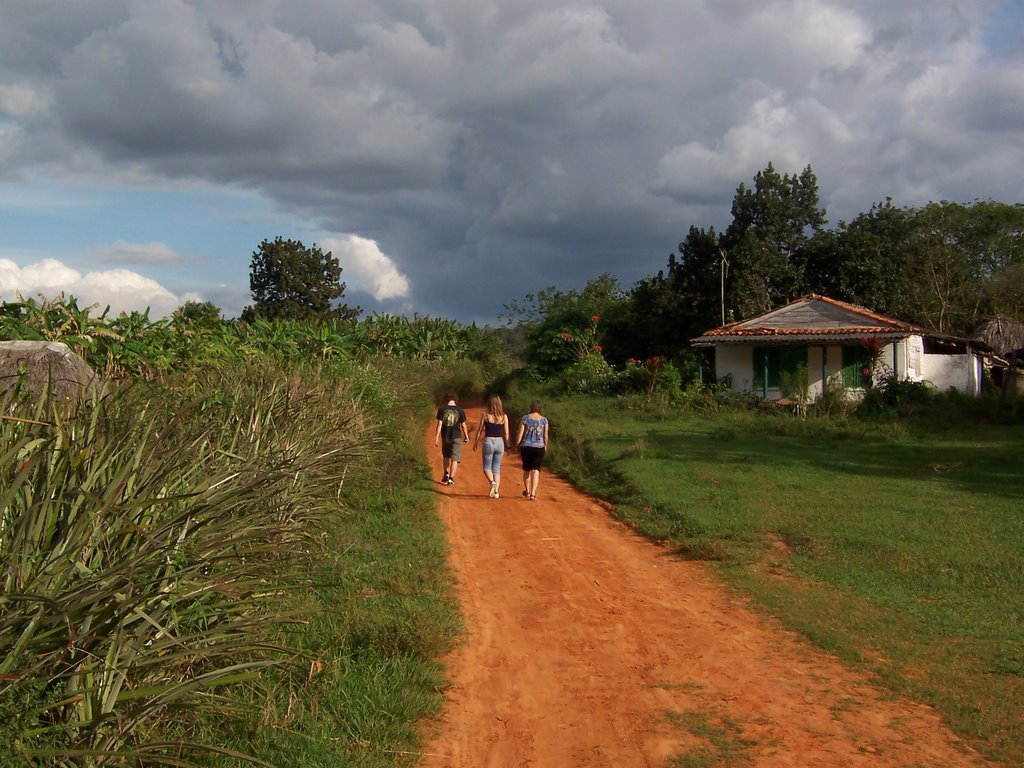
top-left (418, 407), bottom-right (993, 767)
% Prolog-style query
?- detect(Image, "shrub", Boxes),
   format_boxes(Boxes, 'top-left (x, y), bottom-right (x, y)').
top-left (857, 374), bottom-right (937, 418)
top-left (655, 360), bottom-right (683, 398)
top-left (810, 374), bottom-right (856, 419)
top-left (561, 352), bottom-right (617, 394)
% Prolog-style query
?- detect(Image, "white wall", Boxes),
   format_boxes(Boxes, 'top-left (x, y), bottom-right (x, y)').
top-left (920, 350), bottom-right (982, 395)
top-left (714, 336), bottom-right (982, 398)
top-left (716, 346), bottom-right (752, 391)
top-left (718, 345), bottom-right (829, 398)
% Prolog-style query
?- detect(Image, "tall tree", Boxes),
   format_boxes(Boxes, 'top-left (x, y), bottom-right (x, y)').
top-left (629, 225), bottom-right (724, 356)
top-left (901, 202), bottom-right (988, 335)
top-left (722, 163), bottom-right (827, 317)
top-left (806, 198), bottom-right (914, 318)
top-left (243, 237), bottom-right (359, 322)
top-left (963, 201), bottom-right (1024, 321)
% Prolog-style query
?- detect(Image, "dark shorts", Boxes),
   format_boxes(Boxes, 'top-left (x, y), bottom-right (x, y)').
top-left (442, 439), bottom-right (463, 462)
top-left (520, 446), bottom-right (545, 471)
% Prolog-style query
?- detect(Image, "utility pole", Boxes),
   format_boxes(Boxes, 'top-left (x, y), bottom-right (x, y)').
top-left (719, 248), bottom-right (729, 326)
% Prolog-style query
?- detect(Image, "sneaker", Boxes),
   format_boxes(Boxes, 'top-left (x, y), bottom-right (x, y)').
top-left (494, 492), bottom-right (500, 499)
top-left (447, 476), bottom-right (455, 486)
top-left (442, 474), bottom-right (450, 485)
top-left (488, 482), bottom-right (497, 498)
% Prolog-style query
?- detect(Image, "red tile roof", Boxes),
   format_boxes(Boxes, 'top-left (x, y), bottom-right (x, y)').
top-left (692, 295), bottom-right (922, 345)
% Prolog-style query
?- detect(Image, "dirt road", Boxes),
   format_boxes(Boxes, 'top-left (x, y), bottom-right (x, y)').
top-left (418, 407), bottom-right (992, 767)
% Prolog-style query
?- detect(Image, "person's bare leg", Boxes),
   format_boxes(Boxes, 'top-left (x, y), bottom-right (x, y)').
top-left (528, 470), bottom-right (540, 499)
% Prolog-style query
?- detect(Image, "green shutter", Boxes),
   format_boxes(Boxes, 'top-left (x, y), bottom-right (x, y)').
top-left (779, 347), bottom-right (805, 379)
top-left (753, 348), bottom-right (774, 389)
top-left (754, 347), bottom-right (806, 391)
top-left (842, 346), bottom-right (867, 388)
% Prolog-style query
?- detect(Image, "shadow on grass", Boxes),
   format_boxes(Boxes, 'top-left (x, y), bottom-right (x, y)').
top-left (639, 420), bottom-right (1024, 502)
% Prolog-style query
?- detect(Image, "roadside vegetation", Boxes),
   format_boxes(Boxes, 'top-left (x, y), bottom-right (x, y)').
top-left (0, 290), bottom-right (494, 766)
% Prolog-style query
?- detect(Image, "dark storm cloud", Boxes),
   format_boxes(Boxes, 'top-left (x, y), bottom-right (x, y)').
top-left (1, 0), bottom-right (1022, 322)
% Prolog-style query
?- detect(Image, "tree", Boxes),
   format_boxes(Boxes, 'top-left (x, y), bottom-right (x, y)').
top-left (243, 237), bottom-right (359, 322)
top-left (901, 202), bottom-right (988, 335)
top-left (506, 274), bottom-right (626, 376)
top-left (175, 300), bottom-right (223, 327)
top-left (806, 198), bottom-right (914, 318)
top-left (964, 201), bottom-right (1024, 321)
top-left (628, 225), bottom-right (723, 357)
top-left (722, 163), bottom-right (827, 318)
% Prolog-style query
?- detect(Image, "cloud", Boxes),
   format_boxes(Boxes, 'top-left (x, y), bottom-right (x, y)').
top-left (92, 240), bottom-right (199, 265)
top-left (319, 235), bottom-right (410, 301)
top-left (0, 0), bottom-right (1021, 323)
top-left (0, 257), bottom-right (183, 318)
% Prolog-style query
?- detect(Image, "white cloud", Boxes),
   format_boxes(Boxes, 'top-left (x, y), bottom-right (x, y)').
top-left (0, 257), bottom-right (182, 318)
top-left (319, 235), bottom-right (410, 301)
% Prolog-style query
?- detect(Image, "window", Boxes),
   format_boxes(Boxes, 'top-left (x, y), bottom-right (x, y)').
top-left (753, 346), bottom-right (806, 390)
top-left (841, 345), bottom-right (869, 388)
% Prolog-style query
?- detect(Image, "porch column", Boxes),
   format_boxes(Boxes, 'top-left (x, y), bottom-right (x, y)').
top-left (821, 345), bottom-right (827, 396)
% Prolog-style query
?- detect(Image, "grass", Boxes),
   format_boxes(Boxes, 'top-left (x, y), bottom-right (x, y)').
top-left (184, 373), bottom-right (462, 767)
top-left (197, 470), bottom-right (460, 767)
top-left (544, 396), bottom-right (1024, 765)
top-left (666, 710), bottom-right (756, 767)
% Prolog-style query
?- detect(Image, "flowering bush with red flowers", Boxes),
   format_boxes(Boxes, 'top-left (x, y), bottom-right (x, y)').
top-left (555, 313), bottom-right (604, 361)
top-left (861, 336), bottom-right (886, 388)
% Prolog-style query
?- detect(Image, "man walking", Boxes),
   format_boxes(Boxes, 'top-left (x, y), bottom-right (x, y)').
top-left (434, 390), bottom-right (469, 485)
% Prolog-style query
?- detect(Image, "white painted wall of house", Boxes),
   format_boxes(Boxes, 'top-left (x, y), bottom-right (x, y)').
top-left (714, 336), bottom-right (982, 398)
top-left (920, 349), bottom-right (983, 395)
top-left (716, 345), bottom-right (753, 392)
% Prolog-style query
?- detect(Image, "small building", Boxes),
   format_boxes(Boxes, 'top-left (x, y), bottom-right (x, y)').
top-left (691, 295), bottom-right (986, 400)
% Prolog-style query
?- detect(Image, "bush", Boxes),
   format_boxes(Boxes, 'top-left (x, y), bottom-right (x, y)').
top-left (561, 352), bottom-right (617, 394)
top-left (857, 374), bottom-right (937, 418)
top-left (811, 374), bottom-right (856, 419)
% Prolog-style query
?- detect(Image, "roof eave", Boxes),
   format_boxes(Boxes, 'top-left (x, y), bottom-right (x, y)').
top-left (690, 331), bottom-right (914, 346)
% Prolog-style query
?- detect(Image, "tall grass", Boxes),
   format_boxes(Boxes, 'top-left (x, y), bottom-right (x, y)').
top-left (544, 397), bottom-right (1024, 765)
top-left (0, 363), bottom-right (377, 766)
top-left (189, 360), bottom-right (462, 768)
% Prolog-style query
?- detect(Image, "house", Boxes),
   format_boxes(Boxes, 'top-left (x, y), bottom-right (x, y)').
top-left (691, 295), bottom-right (986, 400)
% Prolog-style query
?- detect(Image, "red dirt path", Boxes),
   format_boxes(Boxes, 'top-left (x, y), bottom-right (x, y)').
top-left (417, 407), bottom-right (993, 767)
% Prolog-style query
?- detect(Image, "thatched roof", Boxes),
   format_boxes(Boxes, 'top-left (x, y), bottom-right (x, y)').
top-left (971, 315), bottom-right (1024, 356)
top-left (0, 341), bottom-right (99, 400)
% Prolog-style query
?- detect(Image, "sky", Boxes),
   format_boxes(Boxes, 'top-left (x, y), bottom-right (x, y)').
top-left (1, 0), bottom-right (1022, 324)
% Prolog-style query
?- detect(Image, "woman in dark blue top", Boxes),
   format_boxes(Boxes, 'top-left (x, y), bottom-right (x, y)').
top-left (473, 394), bottom-right (510, 498)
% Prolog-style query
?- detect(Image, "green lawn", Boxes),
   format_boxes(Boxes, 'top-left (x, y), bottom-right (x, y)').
top-left (545, 397), bottom-right (1024, 765)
